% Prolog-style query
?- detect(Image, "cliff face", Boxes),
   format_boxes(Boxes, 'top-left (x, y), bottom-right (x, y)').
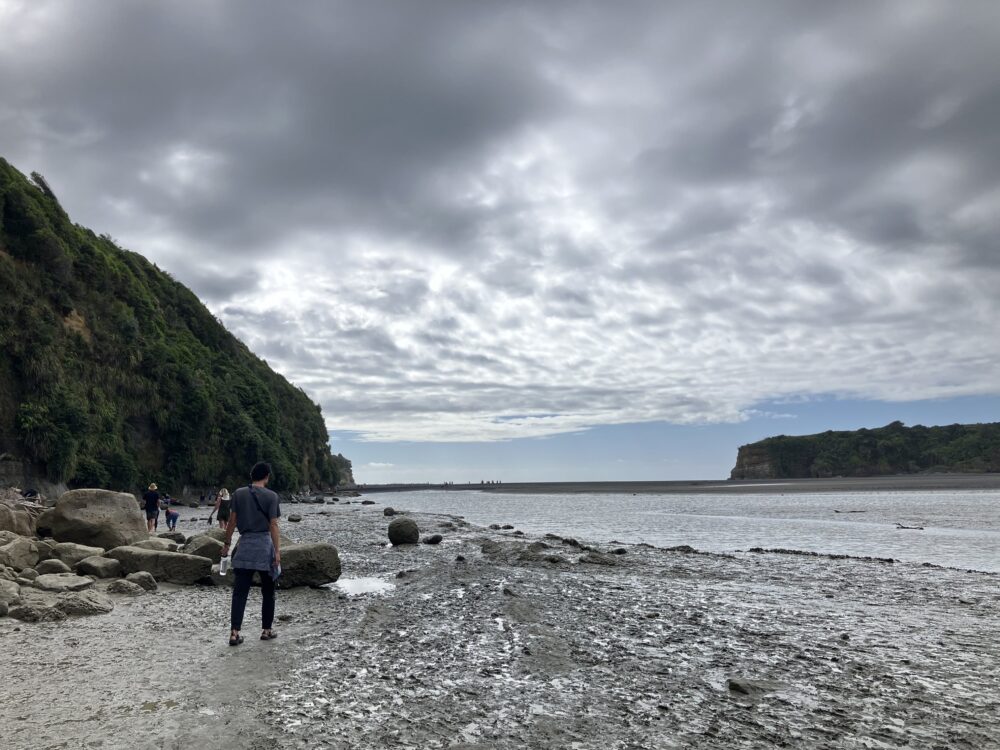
top-left (730, 421), bottom-right (1000, 479)
top-left (0, 158), bottom-right (351, 492)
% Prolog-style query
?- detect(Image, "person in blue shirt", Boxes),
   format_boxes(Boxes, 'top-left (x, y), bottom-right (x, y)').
top-left (221, 462), bottom-right (281, 646)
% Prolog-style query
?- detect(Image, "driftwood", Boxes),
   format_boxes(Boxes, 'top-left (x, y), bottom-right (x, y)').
top-left (894, 522), bottom-right (924, 530)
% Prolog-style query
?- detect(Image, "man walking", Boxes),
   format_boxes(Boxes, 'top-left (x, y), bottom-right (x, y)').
top-left (142, 483), bottom-right (160, 533)
top-left (222, 462), bottom-right (282, 645)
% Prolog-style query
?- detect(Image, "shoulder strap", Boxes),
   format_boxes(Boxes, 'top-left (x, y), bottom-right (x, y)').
top-left (247, 485), bottom-right (270, 523)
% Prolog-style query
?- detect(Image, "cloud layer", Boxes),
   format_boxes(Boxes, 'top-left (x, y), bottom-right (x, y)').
top-left (2, 0), bottom-right (998, 441)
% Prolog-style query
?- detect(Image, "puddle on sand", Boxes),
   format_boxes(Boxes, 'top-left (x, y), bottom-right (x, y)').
top-left (328, 577), bottom-right (396, 596)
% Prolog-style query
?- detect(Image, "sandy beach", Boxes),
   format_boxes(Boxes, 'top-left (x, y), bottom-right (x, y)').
top-left (2, 499), bottom-right (998, 749)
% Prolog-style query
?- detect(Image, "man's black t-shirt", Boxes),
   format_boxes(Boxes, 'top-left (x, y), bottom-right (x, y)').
top-left (231, 485), bottom-right (280, 534)
top-left (142, 490), bottom-right (160, 512)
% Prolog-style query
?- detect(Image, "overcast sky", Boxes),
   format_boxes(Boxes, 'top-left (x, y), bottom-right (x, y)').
top-left (2, 1), bottom-right (999, 481)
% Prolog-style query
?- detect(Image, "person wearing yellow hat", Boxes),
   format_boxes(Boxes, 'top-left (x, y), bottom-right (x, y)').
top-left (142, 483), bottom-right (161, 532)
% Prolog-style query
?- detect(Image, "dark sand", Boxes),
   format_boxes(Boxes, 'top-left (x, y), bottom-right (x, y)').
top-left (2, 500), bottom-right (998, 749)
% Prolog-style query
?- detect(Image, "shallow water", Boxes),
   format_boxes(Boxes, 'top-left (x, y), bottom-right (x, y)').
top-left (329, 576), bottom-right (396, 596)
top-left (374, 489), bottom-right (1000, 571)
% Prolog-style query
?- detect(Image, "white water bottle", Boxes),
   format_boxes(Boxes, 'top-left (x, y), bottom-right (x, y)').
top-left (219, 556), bottom-right (231, 575)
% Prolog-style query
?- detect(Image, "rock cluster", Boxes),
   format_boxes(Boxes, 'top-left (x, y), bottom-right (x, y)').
top-left (0, 486), bottom-right (340, 625)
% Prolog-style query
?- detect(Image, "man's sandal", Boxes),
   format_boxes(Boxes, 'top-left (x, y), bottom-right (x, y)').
top-left (260, 630), bottom-right (278, 641)
top-left (229, 632), bottom-right (244, 646)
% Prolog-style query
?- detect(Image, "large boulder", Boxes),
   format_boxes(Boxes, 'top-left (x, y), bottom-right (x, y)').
top-left (0, 502), bottom-right (35, 536)
top-left (35, 559), bottom-right (71, 575)
top-left (157, 531), bottom-right (187, 544)
top-left (74, 555), bottom-right (123, 579)
top-left (132, 538), bottom-right (178, 552)
top-left (52, 542), bottom-right (105, 567)
top-left (106, 546), bottom-right (211, 585)
top-left (8, 602), bottom-right (67, 622)
top-left (183, 535), bottom-right (224, 563)
top-left (278, 543), bottom-right (341, 588)
top-left (0, 537), bottom-right (39, 571)
top-left (201, 527), bottom-right (226, 542)
top-left (33, 573), bottom-right (95, 592)
top-left (388, 517), bottom-right (419, 546)
top-left (46, 489), bottom-right (147, 549)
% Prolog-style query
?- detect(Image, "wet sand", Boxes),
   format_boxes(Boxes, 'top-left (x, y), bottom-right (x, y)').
top-left (2, 501), bottom-right (998, 749)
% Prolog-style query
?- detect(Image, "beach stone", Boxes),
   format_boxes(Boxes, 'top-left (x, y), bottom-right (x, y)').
top-left (288, 514), bottom-right (303, 522)
top-left (157, 532), bottom-right (186, 543)
top-left (562, 537), bottom-right (580, 547)
top-left (106, 546), bottom-right (211, 585)
top-left (0, 579), bottom-right (21, 606)
top-left (182, 535), bottom-right (224, 563)
top-left (56, 590), bottom-right (114, 616)
top-left (200, 527), bottom-right (227, 542)
top-left (489, 524), bottom-right (502, 530)
top-left (35, 559), bottom-right (71, 575)
top-left (388, 517), bottom-right (420, 546)
top-left (0, 564), bottom-right (15, 581)
top-left (8, 602), bottom-right (67, 622)
top-left (132, 538), bottom-right (178, 552)
top-left (361, 500), bottom-right (375, 505)
top-left (0, 600), bottom-right (6, 617)
top-left (611, 548), bottom-right (628, 555)
top-left (383, 507), bottom-right (396, 516)
top-left (74, 555), bottom-right (123, 579)
top-left (0, 537), bottom-right (39, 571)
top-left (422, 534), bottom-right (443, 545)
top-left (52, 542), bottom-right (106, 567)
top-left (106, 579), bottom-right (145, 596)
top-left (206, 564), bottom-right (233, 588)
top-left (579, 552), bottom-right (616, 566)
top-left (727, 678), bottom-right (786, 697)
top-left (501, 524), bottom-right (514, 530)
top-left (126, 571), bottom-right (158, 591)
top-left (278, 543), bottom-right (341, 588)
top-left (33, 573), bottom-right (95, 592)
top-left (18, 567), bottom-right (38, 581)
top-left (33, 538), bottom-right (54, 561)
top-left (47, 489), bottom-right (147, 549)
top-left (0, 502), bottom-right (35, 536)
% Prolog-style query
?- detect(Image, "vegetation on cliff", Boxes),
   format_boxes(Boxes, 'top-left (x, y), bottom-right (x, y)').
top-left (0, 158), bottom-right (351, 492)
top-left (731, 421), bottom-right (1000, 479)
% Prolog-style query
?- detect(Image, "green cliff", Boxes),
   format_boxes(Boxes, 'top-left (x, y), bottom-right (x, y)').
top-left (731, 421), bottom-right (1000, 479)
top-left (0, 158), bottom-right (351, 493)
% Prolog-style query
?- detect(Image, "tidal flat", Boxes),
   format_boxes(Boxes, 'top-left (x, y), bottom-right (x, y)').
top-left (1, 502), bottom-right (997, 749)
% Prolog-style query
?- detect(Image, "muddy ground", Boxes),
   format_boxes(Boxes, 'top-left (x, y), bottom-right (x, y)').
top-left (1, 501), bottom-right (997, 749)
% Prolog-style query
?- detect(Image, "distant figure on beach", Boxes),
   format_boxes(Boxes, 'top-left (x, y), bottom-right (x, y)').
top-left (164, 504), bottom-right (180, 531)
top-left (222, 462), bottom-right (281, 646)
top-left (214, 488), bottom-right (232, 529)
top-left (142, 483), bottom-right (160, 533)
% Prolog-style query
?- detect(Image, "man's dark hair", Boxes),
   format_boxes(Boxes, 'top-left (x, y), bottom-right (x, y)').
top-left (250, 462), bottom-right (272, 482)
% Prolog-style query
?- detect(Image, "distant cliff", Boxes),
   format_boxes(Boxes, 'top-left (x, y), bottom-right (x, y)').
top-left (0, 158), bottom-right (352, 493)
top-left (730, 421), bottom-right (1000, 479)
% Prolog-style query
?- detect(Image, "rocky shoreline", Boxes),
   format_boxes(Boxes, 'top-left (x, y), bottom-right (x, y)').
top-left (2, 494), bottom-right (998, 749)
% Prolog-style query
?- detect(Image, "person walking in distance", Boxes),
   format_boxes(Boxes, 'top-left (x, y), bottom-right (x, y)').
top-left (213, 488), bottom-right (232, 529)
top-left (222, 462), bottom-right (282, 645)
top-left (142, 483), bottom-right (160, 533)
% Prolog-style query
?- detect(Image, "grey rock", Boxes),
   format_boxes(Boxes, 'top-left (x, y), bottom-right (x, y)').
top-left (18, 567), bottom-right (38, 581)
top-left (726, 678), bottom-right (786, 696)
top-left (0, 600), bottom-right (6, 617)
top-left (0, 579), bottom-right (21, 606)
top-left (279, 543), bottom-right (342, 588)
top-left (47, 489), bottom-right (148, 549)
top-left (52, 542), bottom-right (106, 567)
top-left (35, 559), bottom-right (71, 575)
top-left (200, 527), bottom-right (227, 543)
top-left (125, 571), bottom-right (158, 591)
top-left (383, 507), bottom-right (396, 517)
top-left (361, 500), bottom-right (375, 505)
top-left (106, 546), bottom-right (211, 585)
top-left (501, 524), bottom-right (515, 530)
top-left (33, 573), bottom-right (95, 592)
top-left (8, 602), bottom-right (68, 622)
top-left (422, 534), bottom-right (443, 545)
top-left (157, 532), bottom-right (187, 543)
top-left (0, 502), bottom-right (35, 536)
top-left (106, 579), bottom-right (146, 596)
top-left (74, 555), bottom-right (123, 579)
top-left (56, 589), bottom-right (114, 616)
top-left (132, 538), bottom-right (178, 552)
top-left (33, 538), bottom-right (54, 562)
top-left (579, 552), bottom-right (617, 566)
top-left (0, 537), bottom-right (39, 571)
top-left (611, 548), bottom-right (628, 555)
top-left (288, 514), bottom-right (303, 522)
top-left (388, 517), bottom-right (420, 546)
top-left (182, 535), bottom-right (224, 563)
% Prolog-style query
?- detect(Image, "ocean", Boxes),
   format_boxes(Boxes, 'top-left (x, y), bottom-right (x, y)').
top-left (366, 488), bottom-right (1000, 572)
